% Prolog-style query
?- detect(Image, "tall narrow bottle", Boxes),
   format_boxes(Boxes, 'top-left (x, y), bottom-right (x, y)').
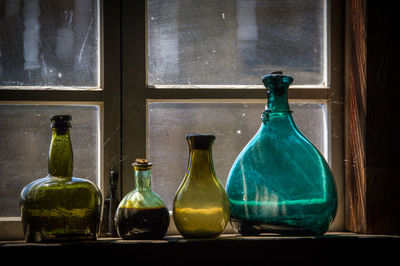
top-left (226, 72), bottom-right (338, 235)
top-left (20, 115), bottom-right (103, 242)
top-left (114, 159), bottom-right (170, 240)
top-left (173, 134), bottom-right (230, 238)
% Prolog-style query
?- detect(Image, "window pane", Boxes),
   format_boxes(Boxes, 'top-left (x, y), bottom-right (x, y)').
top-left (0, 0), bottom-right (99, 87)
top-left (0, 104), bottom-right (100, 217)
top-left (148, 0), bottom-right (325, 86)
top-left (147, 101), bottom-right (328, 209)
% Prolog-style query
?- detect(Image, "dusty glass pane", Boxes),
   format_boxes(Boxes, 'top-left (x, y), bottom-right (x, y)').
top-left (148, 0), bottom-right (325, 86)
top-left (147, 101), bottom-right (328, 209)
top-left (0, 104), bottom-right (100, 217)
top-left (0, 0), bottom-right (99, 87)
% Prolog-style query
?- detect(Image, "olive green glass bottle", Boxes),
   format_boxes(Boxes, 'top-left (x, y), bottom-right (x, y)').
top-left (20, 115), bottom-right (103, 242)
top-left (114, 159), bottom-right (170, 239)
top-left (173, 135), bottom-right (230, 238)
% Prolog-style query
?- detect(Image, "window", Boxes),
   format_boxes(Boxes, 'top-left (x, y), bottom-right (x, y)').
top-left (0, 0), bottom-right (344, 239)
top-left (0, 104), bottom-right (100, 217)
top-left (0, 0), bottom-right (121, 239)
top-left (147, 101), bottom-right (329, 212)
top-left (0, 0), bottom-right (99, 87)
top-left (123, 0), bottom-right (344, 233)
top-left (148, 0), bottom-right (326, 86)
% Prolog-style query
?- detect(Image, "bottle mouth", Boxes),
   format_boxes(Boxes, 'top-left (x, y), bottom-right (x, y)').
top-left (186, 134), bottom-right (215, 150)
top-left (50, 115), bottom-right (72, 128)
top-left (261, 71), bottom-right (293, 93)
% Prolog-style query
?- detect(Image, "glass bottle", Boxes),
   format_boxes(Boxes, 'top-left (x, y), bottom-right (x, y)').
top-left (173, 134), bottom-right (230, 238)
top-left (225, 72), bottom-right (338, 236)
top-left (114, 159), bottom-right (170, 240)
top-left (20, 115), bottom-right (103, 242)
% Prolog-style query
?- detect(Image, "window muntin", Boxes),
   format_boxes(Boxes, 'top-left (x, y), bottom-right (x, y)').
top-left (0, 0), bottom-right (99, 88)
top-left (147, 0), bottom-right (326, 86)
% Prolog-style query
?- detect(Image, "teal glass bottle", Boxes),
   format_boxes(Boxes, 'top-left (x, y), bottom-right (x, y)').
top-left (20, 115), bottom-right (103, 242)
top-left (225, 72), bottom-right (337, 235)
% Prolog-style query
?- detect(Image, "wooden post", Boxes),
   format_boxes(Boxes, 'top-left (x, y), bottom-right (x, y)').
top-left (345, 0), bottom-right (400, 234)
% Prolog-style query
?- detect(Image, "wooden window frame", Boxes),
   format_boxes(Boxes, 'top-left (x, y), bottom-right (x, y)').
top-left (2, 0), bottom-right (398, 240)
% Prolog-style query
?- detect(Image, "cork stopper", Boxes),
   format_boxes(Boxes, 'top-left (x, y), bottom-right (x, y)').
top-left (132, 158), bottom-right (153, 170)
top-left (270, 71), bottom-right (283, 75)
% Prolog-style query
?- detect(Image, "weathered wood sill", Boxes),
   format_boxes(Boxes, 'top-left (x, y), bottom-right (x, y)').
top-left (1, 233), bottom-right (398, 265)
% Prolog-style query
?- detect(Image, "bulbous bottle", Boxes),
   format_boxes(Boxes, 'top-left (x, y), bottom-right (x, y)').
top-left (20, 115), bottom-right (103, 242)
top-left (173, 134), bottom-right (230, 238)
top-left (225, 72), bottom-right (338, 235)
top-left (114, 159), bottom-right (170, 240)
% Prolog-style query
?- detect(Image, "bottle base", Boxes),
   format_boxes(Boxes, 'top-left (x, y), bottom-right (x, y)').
top-left (230, 219), bottom-right (324, 236)
top-left (25, 232), bottom-right (97, 243)
top-left (120, 232), bottom-right (167, 240)
top-left (179, 232), bottom-right (222, 239)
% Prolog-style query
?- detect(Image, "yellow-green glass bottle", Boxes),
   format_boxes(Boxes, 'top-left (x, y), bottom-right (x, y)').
top-left (173, 134), bottom-right (230, 238)
top-left (20, 115), bottom-right (103, 242)
top-left (114, 159), bottom-right (170, 240)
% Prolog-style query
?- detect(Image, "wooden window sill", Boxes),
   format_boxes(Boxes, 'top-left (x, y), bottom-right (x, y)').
top-left (1, 233), bottom-right (398, 265)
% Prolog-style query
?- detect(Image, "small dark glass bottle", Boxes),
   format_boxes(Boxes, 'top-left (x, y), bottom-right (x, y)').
top-left (20, 115), bottom-right (103, 242)
top-left (114, 159), bottom-right (170, 240)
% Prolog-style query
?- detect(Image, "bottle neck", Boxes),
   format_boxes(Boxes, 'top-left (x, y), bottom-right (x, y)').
top-left (134, 169), bottom-right (152, 190)
top-left (261, 73), bottom-right (293, 117)
top-left (267, 88), bottom-right (290, 113)
top-left (48, 128), bottom-right (73, 178)
top-left (187, 148), bottom-right (215, 177)
top-left (262, 87), bottom-right (292, 124)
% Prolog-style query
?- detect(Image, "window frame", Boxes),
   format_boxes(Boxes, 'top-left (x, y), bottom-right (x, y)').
top-left (121, 0), bottom-right (344, 233)
top-left (0, 0), bottom-right (345, 240)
